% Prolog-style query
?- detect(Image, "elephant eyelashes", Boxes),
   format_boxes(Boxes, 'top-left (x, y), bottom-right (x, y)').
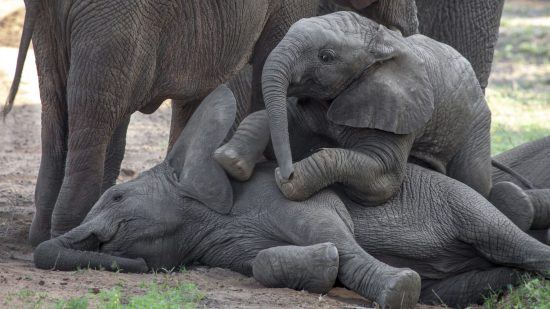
top-left (319, 49), bottom-right (336, 63)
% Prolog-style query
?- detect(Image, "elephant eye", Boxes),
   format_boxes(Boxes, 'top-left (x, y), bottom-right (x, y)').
top-left (112, 193), bottom-right (123, 202)
top-left (319, 49), bottom-right (336, 63)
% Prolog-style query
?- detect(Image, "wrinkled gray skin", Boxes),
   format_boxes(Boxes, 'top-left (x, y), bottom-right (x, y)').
top-left (415, 0), bottom-right (505, 92)
top-left (320, 0), bottom-right (505, 92)
top-left (34, 85), bottom-right (423, 309)
top-left (260, 12), bottom-right (491, 205)
top-left (35, 87), bottom-right (550, 308)
top-left (4, 0), bottom-right (320, 245)
top-left (490, 136), bottom-right (550, 243)
top-left (321, 0), bottom-right (419, 36)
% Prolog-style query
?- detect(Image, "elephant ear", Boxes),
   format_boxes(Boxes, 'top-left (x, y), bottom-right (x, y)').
top-left (166, 85), bottom-right (236, 214)
top-left (327, 25), bottom-right (434, 134)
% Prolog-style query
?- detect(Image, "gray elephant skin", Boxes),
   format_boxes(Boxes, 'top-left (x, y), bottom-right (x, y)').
top-left (4, 0), bottom-right (322, 245)
top-left (34, 86), bottom-right (550, 308)
top-left (259, 12), bottom-right (491, 208)
top-left (320, 0), bottom-right (504, 91)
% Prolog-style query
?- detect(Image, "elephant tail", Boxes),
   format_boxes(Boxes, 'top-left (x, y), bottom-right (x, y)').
top-left (3, 0), bottom-right (39, 119)
top-left (491, 159), bottom-right (537, 189)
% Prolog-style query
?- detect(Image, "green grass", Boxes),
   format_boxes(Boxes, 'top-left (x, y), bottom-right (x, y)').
top-left (485, 0), bottom-right (550, 306)
top-left (487, 0), bottom-right (550, 155)
top-left (7, 279), bottom-right (203, 309)
top-left (484, 276), bottom-right (550, 309)
top-left (54, 281), bottom-right (203, 309)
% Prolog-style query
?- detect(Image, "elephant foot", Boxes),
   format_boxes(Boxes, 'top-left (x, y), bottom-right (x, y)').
top-left (29, 216), bottom-right (51, 247)
top-left (489, 181), bottom-right (534, 231)
top-left (214, 144), bottom-right (255, 181)
top-left (252, 243), bottom-right (339, 294)
top-left (377, 269), bottom-right (421, 309)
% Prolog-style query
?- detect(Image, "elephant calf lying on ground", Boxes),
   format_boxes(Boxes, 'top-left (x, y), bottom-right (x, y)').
top-left (34, 86), bottom-right (550, 308)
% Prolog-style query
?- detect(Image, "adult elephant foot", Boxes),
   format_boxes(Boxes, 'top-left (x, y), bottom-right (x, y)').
top-left (29, 216), bottom-right (52, 246)
top-left (489, 181), bottom-right (534, 231)
top-left (252, 243), bottom-right (339, 294)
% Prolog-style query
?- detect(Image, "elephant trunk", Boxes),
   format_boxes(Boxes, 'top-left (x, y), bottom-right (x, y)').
top-left (34, 220), bottom-right (148, 273)
top-left (262, 40), bottom-right (300, 180)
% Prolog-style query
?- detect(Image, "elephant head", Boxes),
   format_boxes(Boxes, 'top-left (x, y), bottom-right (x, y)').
top-left (330, 0), bottom-right (419, 36)
top-left (262, 12), bottom-right (433, 180)
top-left (34, 85), bottom-right (237, 272)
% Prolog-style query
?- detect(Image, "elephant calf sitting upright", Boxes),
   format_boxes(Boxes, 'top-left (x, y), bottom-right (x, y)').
top-left (230, 11), bottom-right (493, 206)
top-left (34, 86), bottom-right (550, 308)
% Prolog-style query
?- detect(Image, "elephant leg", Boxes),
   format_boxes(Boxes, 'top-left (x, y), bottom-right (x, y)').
top-left (458, 199), bottom-right (550, 273)
top-left (489, 181), bottom-right (534, 232)
top-left (214, 110), bottom-right (270, 181)
top-left (49, 56), bottom-right (131, 237)
top-left (29, 100), bottom-right (68, 246)
top-left (101, 116), bottom-right (130, 193)
top-left (50, 108), bottom-right (118, 237)
top-left (225, 64), bottom-right (253, 127)
top-left (420, 267), bottom-right (523, 308)
top-left (447, 112), bottom-right (492, 197)
top-left (215, 105), bottom-right (320, 181)
top-left (278, 198), bottom-right (421, 308)
top-left (527, 189), bottom-right (550, 230)
top-left (168, 100), bottom-right (200, 153)
top-left (447, 119), bottom-right (492, 197)
top-left (252, 243), bottom-right (339, 294)
top-left (528, 229), bottom-right (550, 245)
top-left (489, 184), bottom-right (550, 231)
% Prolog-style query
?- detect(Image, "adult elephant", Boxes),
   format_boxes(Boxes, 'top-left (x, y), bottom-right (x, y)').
top-left (34, 86), bottom-right (550, 308)
top-left (3, 0), bottom-right (319, 245)
top-left (320, 0), bottom-right (505, 91)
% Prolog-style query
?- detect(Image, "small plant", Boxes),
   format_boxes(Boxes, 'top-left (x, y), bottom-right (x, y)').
top-left (53, 280), bottom-right (203, 309)
top-left (484, 276), bottom-right (550, 308)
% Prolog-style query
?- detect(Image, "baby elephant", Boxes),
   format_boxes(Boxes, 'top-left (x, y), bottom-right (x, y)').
top-left (34, 86), bottom-right (550, 308)
top-left (251, 11), bottom-right (492, 205)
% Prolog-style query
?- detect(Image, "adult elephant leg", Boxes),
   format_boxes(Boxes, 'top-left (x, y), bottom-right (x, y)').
top-left (416, 0), bottom-right (505, 92)
top-left (29, 96), bottom-right (68, 246)
top-left (29, 23), bottom-right (69, 246)
top-left (50, 110), bottom-right (117, 237)
top-left (167, 100), bottom-right (200, 153)
top-left (250, 0), bottom-right (319, 112)
top-left (447, 110), bottom-right (492, 197)
top-left (49, 58), bottom-right (129, 237)
top-left (101, 116), bottom-right (130, 193)
top-left (252, 243), bottom-right (339, 294)
top-left (420, 267), bottom-right (523, 307)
